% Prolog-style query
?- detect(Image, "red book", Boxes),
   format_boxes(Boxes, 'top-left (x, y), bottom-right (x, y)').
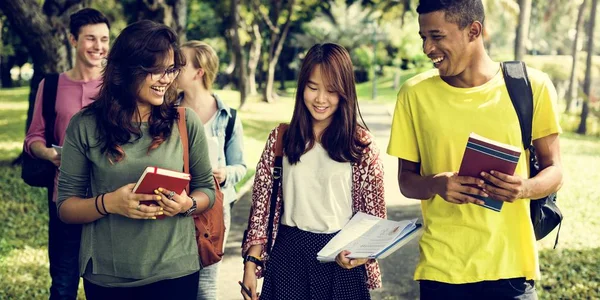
top-left (458, 133), bottom-right (522, 212)
top-left (133, 166), bottom-right (191, 219)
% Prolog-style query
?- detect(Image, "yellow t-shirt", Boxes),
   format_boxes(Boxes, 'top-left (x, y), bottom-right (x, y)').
top-left (387, 67), bottom-right (561, 283)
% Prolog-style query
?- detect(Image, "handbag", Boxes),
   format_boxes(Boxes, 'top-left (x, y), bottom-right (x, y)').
top-left (177, 107), bottom-right (226, 267)
top-left (501, 61), bottom-right (563, 248)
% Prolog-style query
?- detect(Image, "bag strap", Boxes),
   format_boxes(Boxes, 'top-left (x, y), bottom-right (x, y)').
top-left (502, 62), bottom-right (562, 248)
top-left (500, 61), bottom-right (534, 148)
top-left (177, 107), bottom-right (190, 193)
top-left (225, 108), bottom-right (237, 146)
top-left (265, 123), bottom-right (288, 257)
top-left (42, 73), bottom-right (59, 147)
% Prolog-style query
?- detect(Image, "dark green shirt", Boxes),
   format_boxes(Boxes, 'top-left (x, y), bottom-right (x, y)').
top-left (57, 108), bottom-right (215, 287)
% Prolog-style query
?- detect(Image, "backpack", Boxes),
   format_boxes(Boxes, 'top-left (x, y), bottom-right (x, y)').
top-left (21, 74), bottom-right (59, 188)
top-left (501, 61), bottom-right (563, 248)
top-left (177, 107), bottom-right (226, 267)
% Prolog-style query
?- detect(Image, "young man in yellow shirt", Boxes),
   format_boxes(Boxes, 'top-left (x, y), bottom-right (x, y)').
top-left (387, 0), bottom-right (563, 299)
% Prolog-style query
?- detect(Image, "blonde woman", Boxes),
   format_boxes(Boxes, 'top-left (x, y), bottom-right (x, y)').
top-left (176, 40), bottom-right (247, 300)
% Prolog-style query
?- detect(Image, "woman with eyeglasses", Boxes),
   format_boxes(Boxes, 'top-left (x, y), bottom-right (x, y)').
top-left (56, 20), bottom-right (215, 299)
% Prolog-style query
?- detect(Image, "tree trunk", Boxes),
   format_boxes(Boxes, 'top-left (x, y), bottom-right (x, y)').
top-left (248, 23), bottom-right (262, 96)
top-left (230, 0), bottom-right (247, 108)
top-left (566, 0), bottom-right (588, 113)
top-left (135, 0), bottom-right (187, 41)
top-left (0, 0), bottom-right (81, 132)
top-left (577, 0), bottom-right (598, 134)
top-left (514, 0), bottom-right (532, 60)
top-left (263, 0), bottom-right (295, 103)
top-left (0, 56), bottom-right (15, 88)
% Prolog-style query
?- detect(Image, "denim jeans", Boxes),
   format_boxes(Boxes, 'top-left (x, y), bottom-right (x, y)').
top-left (48, 188), bottom-right (82, 300)
top-left (420, 277), bottom-right (537, 300)
top-left (197, 201), bottom-right (232, 300)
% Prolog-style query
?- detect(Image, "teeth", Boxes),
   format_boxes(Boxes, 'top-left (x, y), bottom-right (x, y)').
top-left (151, 86), bottom-right (166, 92)
top-left (431, 57), bottom-right (444, 63)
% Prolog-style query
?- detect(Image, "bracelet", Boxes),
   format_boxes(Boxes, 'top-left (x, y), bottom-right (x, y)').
top-left (94, 194), bottom-right (104, 216)
top-left (243, 255), bottom-right (263, 268)
top-left (100, 193), bottom-right (108, 215)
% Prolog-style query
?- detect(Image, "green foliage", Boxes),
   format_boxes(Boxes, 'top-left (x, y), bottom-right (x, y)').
top-left (186, 0), bottom-right (225, 41)
top-left (293, 0), bottom-right (379, 53)
top-left (538, 248), bottom-right (600, 299)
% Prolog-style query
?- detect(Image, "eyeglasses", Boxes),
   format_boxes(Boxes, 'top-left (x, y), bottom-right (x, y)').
top-left (143, 66), bottom-right (181, 81)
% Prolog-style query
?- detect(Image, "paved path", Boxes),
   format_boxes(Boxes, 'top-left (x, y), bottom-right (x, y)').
top-left (218, 103), bottom-right (422, 300)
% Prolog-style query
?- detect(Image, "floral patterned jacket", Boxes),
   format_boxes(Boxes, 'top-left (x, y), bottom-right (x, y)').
top-left (242, 125), bottom-right (386, 289)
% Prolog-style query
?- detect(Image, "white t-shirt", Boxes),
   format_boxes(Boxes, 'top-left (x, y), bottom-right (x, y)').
top-left (203, 112), bottom-right (219, 168)
top-left (281, 143), bottom-right (352, 233)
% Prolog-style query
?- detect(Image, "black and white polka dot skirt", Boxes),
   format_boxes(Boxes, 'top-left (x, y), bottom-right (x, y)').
top-left (260, 224), bottom-right (371, 300)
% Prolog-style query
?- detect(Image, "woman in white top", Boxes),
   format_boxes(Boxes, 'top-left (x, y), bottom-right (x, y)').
top-left (241, 43), bottom-right (386, 300)
top-left (176, 40), bottom-right (247, 300)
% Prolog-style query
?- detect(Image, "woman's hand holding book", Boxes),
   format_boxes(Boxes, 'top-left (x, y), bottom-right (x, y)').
top-left (104, 183), bottom-right (164, 219)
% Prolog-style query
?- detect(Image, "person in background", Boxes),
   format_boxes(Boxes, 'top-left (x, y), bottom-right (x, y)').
top-left (176, 40), bottom-right (247, 300)
top-left (241, 43), bottom-right (386, 300)
top-left (387, 0), bottom-right (563, 298)
top-left (23, 8), bottom-right (110, 299)
top-left (56, 20), bottom-right (215, 299)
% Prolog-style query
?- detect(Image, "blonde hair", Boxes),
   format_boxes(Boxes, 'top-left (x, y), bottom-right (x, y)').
top-left (182, 40), bottom-right (219, 90)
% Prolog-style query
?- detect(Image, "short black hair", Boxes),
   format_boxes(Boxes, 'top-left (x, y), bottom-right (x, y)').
top-left (416, 0), bottom-right (485, 29)
top-left (69, 8), bottom-right (110, 39)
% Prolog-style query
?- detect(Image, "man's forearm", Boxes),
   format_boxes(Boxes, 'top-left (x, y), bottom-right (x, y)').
top-left (30, 141), bottom-right (50, 160)
top-left (398, 171), bottom-right (437, 200)
top-left (525, 165), bottom-right (563, 200)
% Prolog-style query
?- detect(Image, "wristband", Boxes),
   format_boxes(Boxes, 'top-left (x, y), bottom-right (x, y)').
top-left (243, 255), bottom-right (263, 268)
top-left (94, 194), bottom-right (104, 216)
top-left (100, 193), bottom-right (108, 215)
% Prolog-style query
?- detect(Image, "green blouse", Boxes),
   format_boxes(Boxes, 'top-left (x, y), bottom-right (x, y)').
top-left (57, 107), bottom-right (215, 287)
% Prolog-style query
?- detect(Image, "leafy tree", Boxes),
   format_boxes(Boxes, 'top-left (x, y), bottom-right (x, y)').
top-left (293, 0), bottom-right (378, 53)
top-left (0, 0), bottom-right (85, 133)
top-left (0, 15), bottom-right (30, 88)
top-left (566, 0), bottom-right (588, 113)
top-left (515, 0), bottom-right (533, 60)
top-left (122, 0), bottom-right (187, 41)
top-left (578, 0), bottom-right (598, 134)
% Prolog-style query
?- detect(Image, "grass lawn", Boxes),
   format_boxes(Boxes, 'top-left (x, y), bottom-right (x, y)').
top-left (1, 85), bottom-right (599, 299)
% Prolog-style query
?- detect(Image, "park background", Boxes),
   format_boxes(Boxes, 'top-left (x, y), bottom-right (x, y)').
top-left (0, 0), bottom-right (599, 299)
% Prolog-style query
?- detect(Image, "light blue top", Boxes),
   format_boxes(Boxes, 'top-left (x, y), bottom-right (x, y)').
top-left (197, 94), bottom-right (247, 204)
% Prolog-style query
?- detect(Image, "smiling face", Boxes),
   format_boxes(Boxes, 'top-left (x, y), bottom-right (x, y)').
top-left (136, 51), bottom-right (178, 110)
top-left (418, 11), bottom-right (473, 77)
top-left (303, 64), bottom-right (340, 131)
top-left (70, 23), bottom-right (110, 68)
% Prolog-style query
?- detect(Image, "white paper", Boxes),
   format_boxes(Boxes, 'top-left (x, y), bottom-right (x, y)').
top-left (206, 136), bottom-right (220, 168)
top-left (317, 212), bottom-right (420, 262)
top-left (52, 144), bottom-right (62, 155)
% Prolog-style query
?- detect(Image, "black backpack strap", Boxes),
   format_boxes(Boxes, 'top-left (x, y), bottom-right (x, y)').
top-left (225, 108), bottom-right (237, 146)
top-left (42, 73), bottom-right (59, 147)
top-left (500, 61), bottom-right (533, 148)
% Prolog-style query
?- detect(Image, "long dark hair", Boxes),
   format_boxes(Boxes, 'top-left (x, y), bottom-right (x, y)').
top-left (284, 43), bottom-right (368, 164)
top-left (84, 20), bottom-right (185, 162)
